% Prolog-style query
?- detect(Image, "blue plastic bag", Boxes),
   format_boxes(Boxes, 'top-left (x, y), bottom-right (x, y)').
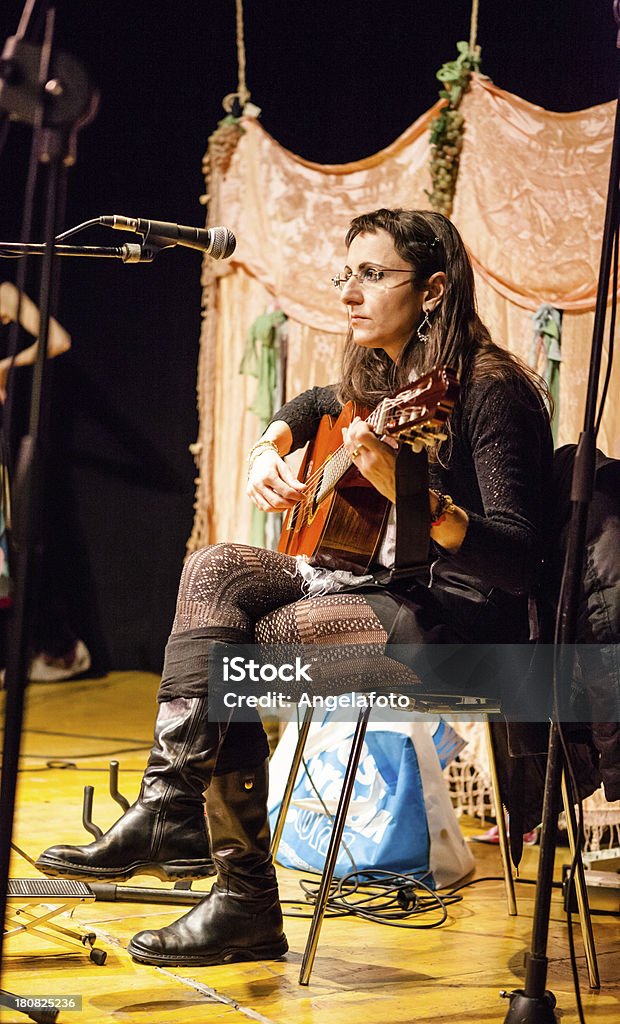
top-left (269, 729), bottom-right (432, 883)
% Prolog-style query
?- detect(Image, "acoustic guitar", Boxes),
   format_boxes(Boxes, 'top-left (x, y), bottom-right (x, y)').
top-left (277, 366), bottom-right (459, 571)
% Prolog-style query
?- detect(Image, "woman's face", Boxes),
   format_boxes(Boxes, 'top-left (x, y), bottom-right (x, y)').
top-left (339, 228), bottom-right (425, 362)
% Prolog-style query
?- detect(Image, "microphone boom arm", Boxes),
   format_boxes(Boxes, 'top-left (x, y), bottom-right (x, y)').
top-left (0, 241), bottom-right (161, 262)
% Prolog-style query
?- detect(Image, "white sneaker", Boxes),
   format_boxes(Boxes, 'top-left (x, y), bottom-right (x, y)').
top-left (28, 639), bottom-right (91, 683)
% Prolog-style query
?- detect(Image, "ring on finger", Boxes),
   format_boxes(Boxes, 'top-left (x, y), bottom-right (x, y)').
top-left (351, 447), bottom-right (362, 460)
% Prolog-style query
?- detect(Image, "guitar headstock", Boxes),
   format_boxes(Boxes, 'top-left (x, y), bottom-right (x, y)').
top-left (376, 366), bottom-right (459, 450)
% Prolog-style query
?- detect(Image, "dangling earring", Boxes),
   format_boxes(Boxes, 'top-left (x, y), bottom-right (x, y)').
top-left (417, 309), bottom-right (432, 343)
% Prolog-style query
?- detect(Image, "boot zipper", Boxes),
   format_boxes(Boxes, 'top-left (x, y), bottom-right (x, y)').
top-left (150, 697), bottom-right (208, 859)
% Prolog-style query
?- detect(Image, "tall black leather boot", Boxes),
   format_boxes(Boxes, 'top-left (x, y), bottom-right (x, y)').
top-left (127, 758), bottom-right (288, 966)
top-left (35, 696), bottom-right (218, 882)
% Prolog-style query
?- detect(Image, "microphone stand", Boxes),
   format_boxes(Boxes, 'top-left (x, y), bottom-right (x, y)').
top-left (500, 7), bottom-right (620, 1022)
top-left (0, 242), bottom-right (170, 262)
top-left (0, 15), bottom-right (97, 1018)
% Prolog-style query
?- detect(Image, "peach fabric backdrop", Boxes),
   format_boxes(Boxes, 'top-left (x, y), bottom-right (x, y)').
top-left (188, 76), bottom-right (618, 551)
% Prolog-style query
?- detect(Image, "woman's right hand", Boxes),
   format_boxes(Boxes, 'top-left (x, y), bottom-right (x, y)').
top-left (246, 449), bottom-right (307, 512)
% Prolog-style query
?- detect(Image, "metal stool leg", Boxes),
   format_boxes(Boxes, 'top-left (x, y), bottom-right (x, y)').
top-left (561, 772), bottom-right (600, 989)
top-left (484, 721), bottom-right (518, 916)
top-left (299, 706), bottom-right (371, 986)
top-left (271, 706), bottom-right (314, 858)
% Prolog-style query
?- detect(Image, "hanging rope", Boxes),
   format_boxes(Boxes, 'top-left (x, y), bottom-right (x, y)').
top-left (469, 0), bottom-right (480, 55)
top-left (223, 0), bottom-right (251, 114)
top-left (235, 0), bottom-right (250, 107)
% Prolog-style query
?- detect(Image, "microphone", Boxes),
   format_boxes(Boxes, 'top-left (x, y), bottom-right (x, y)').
top-left (98, 216), bottom-right (236, 259)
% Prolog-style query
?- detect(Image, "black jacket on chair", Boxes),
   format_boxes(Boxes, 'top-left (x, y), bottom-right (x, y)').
top-left (494, 444), bottom-right (620, 864)
top-left (552, 444), bottom-right (620, 800)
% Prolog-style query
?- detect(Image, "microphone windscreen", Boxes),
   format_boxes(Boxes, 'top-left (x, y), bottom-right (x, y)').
top-left (210, 227), bottom-right (236, 260)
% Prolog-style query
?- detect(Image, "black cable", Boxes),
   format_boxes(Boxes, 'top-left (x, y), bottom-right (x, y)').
top-left (552, 567), bottom-right (588, 1024)
top-left (283, 868), bottom-right (460, 928)
top-left (280, 894), bottom-right (349, 920)
top-left (566, 887), bottom-right (586, 1024)
top-left (442, 874), bottom-right (561, 896)
top-left (595, 214), bottom-right (618, 436)
top-left (54, 218), bottom-right (103, 241)
top-left (16, 746), bottom-right (151, 765)
top-left (559, 762), bottom-right (588, 1024)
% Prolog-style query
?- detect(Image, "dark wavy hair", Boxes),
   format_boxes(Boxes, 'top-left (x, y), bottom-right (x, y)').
top-left (337, 208), bottom-right (550, 414)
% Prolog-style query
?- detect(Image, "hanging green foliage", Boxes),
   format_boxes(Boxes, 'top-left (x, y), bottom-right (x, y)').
top-left (426, 41), bottom-right (481, 217)
top-left (204, 115), bottom-right (246, 182)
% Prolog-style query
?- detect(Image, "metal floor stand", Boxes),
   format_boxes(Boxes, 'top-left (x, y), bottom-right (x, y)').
top-left (4, 876), bottom-right (106, 965)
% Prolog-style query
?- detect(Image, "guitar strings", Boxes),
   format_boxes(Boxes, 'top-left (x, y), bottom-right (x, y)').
top-left (290, 388), bottom-right (431, 511)
top-left (281, 371), bottom-right (456, 531)
top-left (287, 400), bottom-right (393, 518)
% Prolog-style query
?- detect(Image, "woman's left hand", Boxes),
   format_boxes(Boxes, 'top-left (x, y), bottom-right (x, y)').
top-left (342, 417), bottom-right (398, 503)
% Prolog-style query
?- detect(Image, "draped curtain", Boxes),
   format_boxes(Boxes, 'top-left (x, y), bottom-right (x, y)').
top-left (188, 75), bottom-right (618, 551)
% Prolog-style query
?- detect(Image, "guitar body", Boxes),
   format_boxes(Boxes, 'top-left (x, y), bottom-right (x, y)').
top-left (277, 402), bottom-right (391, 571)
top-left (277, 367), bottom-right (460, 571)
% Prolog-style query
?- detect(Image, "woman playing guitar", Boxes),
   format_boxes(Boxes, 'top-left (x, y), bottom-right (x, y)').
top-left (36, 209), bottom-right (553, 969)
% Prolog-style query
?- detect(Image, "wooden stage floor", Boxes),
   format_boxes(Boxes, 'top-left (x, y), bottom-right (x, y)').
top-left (1, 671), bottom-right (618, 1023)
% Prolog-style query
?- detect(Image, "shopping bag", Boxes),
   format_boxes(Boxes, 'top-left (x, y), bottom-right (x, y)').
top-left (268, 712), bottom-right (474, 887)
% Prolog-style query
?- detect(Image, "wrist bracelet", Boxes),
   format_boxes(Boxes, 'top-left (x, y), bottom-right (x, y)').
top-left (247, 439), bottom-right (280, 473)
top-left (430, 491), bottom-right (456, 527)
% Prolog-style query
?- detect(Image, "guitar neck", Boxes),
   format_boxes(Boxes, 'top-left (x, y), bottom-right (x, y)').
top-left (299, 365), bottom-right (459, 511)
top-left (312, 404), bottom-right (384, 503)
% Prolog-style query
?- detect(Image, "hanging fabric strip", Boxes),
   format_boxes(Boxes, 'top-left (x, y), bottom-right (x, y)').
top-left (530, 304), bottom-right (562, 444)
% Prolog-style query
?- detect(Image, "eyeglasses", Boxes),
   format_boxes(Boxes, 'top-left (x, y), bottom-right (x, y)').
top-left (331, 266), bottom-right (413, 291)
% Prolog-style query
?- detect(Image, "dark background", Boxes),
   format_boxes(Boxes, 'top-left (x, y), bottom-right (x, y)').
top-left (0, 1), bottom-right (617, 673)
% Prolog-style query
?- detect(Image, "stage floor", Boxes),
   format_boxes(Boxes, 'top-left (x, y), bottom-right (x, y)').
top-left (1, 671), bottom-right (619, 1024)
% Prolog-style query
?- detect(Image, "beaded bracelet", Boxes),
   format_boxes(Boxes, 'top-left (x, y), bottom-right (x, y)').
top-left (430, 491), bottom-right (457, 527)
top-left (247, 439), bottom-right (280, 473)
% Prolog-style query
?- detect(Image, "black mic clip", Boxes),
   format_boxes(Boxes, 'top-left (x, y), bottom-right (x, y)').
top-left (119, 243), bottom-right (160, 263)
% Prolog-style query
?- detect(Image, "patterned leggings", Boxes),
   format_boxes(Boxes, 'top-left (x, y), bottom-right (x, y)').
top-left (171, 542), bottom-right (388, 645)
top-left (160, 542), bottom-right (408, 771)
